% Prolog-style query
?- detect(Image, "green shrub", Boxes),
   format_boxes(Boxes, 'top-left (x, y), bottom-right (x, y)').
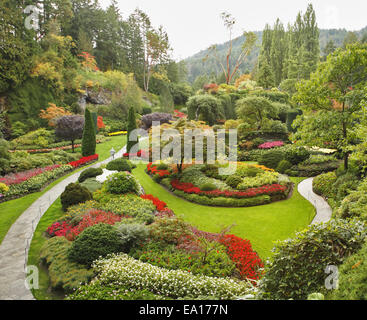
top-left (81, 109), bottom-right (96, 157)
top-left (68, 223), bottom-right (122, 267)
top-left (126, 107), bottom-right (137, 153)
top-left (259, 150), bottom-right (285, 169)
top-left (285, 146), bottom-right (310, 165)
top-left (60, 183), bottom-right (93, 212)
top-left (78, 167), bottom-right (103, 183)
top-left (236, 165), bottom-right (263, 177)
top-left (336, 178), bottom-right (367, 221)
top-left (258, 219), bottom-right (367, 300)
top-left (149, 217), bottom-right (193, 245)
top-left (330, 241), bottom-right (367, 300)
top-left (105, 172), bottom-right (139, 194)
top-left (95, 194), bottom-right (155, 224)
top-left (132, 241), bottom-right (235, 278)
top-left (114, 223), bottom-right (149, 253)
top-left (40, 237), bottom-right (93, 293)
top-left (106, 158), bottom-right (132, 172)
top-left (200, 183), bottom-right (217, 191)
top-left (276, 160), bottom-right (292, 174)
top-left (80, 178), bottom-right (102, 193)
top-left (225, 175), bottom-right (243, 189)
top-left (312, 172), bottom-right (337, 198)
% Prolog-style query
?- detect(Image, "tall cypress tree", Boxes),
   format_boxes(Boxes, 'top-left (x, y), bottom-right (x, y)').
top-left (82, 108), bottom-right (96, 157)
top-left (127, 107), bottom-right (137, 154)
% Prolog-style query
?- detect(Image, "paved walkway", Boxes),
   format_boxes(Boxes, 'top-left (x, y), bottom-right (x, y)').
top-left (0, 146), bottom-right (127, 300)
top-left (297, 177), bottom-right (332, 225)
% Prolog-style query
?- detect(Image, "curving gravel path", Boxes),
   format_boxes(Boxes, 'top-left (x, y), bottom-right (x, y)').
top-left (297, 177), bottom-right (332, 225)
top-left (0, 146), bottom-right (127, 300)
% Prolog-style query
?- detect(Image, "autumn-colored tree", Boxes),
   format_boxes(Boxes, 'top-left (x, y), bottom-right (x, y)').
top-left (97, 116), bottom-right (105, 130)
top-left (78, 52), bottom-right (99, 71)
top-left (39, 103), bottom-right (72, 127)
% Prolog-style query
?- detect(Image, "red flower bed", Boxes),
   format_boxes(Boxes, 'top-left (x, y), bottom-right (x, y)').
top-left (141, 194), bottom-right (167, 212)
top-left (47, 209), bottom-right (122, 241)
top-left (0, 164), bottom-right (62, 186)
top-left (170, 179), bottom-right (287, 199)
top-left (147, 163), bottom-right (171, 178)
top-left (68, 154), bottom-right (99, 168)
top-left (219, 234), bottom-right (264, 281)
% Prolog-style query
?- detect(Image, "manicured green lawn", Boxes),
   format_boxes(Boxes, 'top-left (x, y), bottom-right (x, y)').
top-left (0, 135), bottom-right (126, 245)
top-left (132, 163), bottom-right (315, 259)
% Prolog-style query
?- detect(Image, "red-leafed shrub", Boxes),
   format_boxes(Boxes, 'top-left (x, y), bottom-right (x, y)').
top-left (140, 194), bottom-right (167, 212)
top-left (219, 234), bottom-right (264, 281)
top-left (147, 163), bottom-right (171, 179)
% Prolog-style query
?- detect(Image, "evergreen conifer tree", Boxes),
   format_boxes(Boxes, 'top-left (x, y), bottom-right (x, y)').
top-left (82, 108), bottom-right (96, 157)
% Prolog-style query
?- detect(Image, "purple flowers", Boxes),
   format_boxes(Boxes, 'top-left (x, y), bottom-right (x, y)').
top-left (258, 141), bottom-right (284, 149)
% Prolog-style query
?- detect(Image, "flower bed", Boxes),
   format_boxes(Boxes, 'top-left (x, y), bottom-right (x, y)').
top-left (123, 150), bottom-right (148, 159)
top-left (258, 141), bottom-right (284, 149)
top-left (0, 164), bottom-right (73, 201)
top-left (0, 154), bottom-right (99, 202)
top-left (170, 180), bottom-right (287, 199)
top-left (140, 194), bottom-right (167, 212)
top-left (108, 131), bottom-right (127, 136)
top-left (68, 253), bottom-right (254, 300)
top-left (69, 154), bottom-right (99, 168)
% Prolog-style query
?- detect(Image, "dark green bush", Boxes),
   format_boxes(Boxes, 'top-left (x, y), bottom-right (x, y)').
top-left (330, 241), bottom-right (367, 300)
top-left (68, 223), bottom-right (122, 267)
top-left (259, 149), bottom-right (285, 169)
top-left (258, 219), bottom-right (367, 300)
top-left (285, 146), bottom-right (310, 165)
top-left (276, 160), bottom-right (292, 174)
top-left (78, 167), bottom-right (103, 183)
top-left (106, 158), bottom-right (132, 172)
top-left (225, 175), bottom-right (243, 189)
top-left (60, 183), bottom-right (93, 212)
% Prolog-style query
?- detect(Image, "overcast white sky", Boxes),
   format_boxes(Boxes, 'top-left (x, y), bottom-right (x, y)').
top-left (99, 0), bottom-right (367, 60)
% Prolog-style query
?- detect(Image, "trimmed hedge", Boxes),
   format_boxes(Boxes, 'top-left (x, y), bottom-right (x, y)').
top-left (78, 167), bottom-right (103, 183)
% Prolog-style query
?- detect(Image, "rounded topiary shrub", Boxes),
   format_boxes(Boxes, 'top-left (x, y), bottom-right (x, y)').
top-left (276, 160), bottom-right (292, 174)
top-left (258, 219), bottom-right (366, 300)
top-left (259, 150), bottom-right (285, 169)
top-left (312, 172), bottom-right (337, 198)
top-left (225, 175), bottom-right (243, 189)
top-left (60, 183), bottom-right (93, 212)
top-left (106, 158), bottom-right (132, 172)
top-left (67, 223), bottom-right (122, 267)
top-left (78, 167), bottom-right (103, 183)
top-left (105, 172), bottom-right (139, 194)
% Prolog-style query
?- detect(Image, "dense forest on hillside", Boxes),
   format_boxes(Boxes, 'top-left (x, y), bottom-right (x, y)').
top-left (185, 25), bottom-right (367, 84)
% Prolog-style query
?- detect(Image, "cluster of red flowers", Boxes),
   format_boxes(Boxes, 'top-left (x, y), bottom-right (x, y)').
top-left (123, 150), bottom-right (148, 158)
top-left (46, 209), bottom-right (122, 241)
top-left (173, 110), bottom-right (187, 119)
top-left (46, 221), bottom-right (74, 238)
top-left (147, 163), bottom-right (171, 178)
top-left (140, 194), bottom-right (167, 212)
top-left (170, 180), bottom-right (287, 199)
top-left (0, 164), bottom-right (62, 186)
top-left (68, 154), bottom-right (99, 168)
top-left (219, 234), bottom-right (264, 281)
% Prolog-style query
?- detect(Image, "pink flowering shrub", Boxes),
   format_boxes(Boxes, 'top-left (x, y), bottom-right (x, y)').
top-left (258, 141), bottom-right (284, 149)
